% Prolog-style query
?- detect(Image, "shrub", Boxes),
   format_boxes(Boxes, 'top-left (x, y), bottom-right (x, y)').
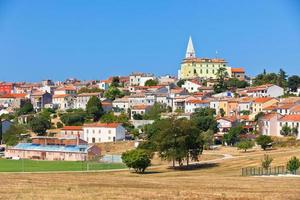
top-left (237, 140), bottom-right (254, 152)
top-left (261, 154), bottom-right (273, 170)
top-left (122, 149), bottom-right (151, 173)
top-left (256, 135), bottom-right (273, 150)
top-left (287, 156), bottom-right (300, 174)
top-left (56, 122), bottom-right (64, 128)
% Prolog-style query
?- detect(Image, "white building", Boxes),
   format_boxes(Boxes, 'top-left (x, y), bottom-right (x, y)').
top-left (98, 80), bottom-right (110, 90)
top-left (185, 99), bottom-right (209, 113)
top-left (181, 80), bottom-right (202, 93)
top-left (237, 98), bottom-right (253, 112)
top-left (210, 100), bottom-right (220, 114)
top-left (259, 113), bottom-right (300, 139)
top-left (129, 72), bottom-right (155, 86)
top-left (131, 105), bottom-right (152, 119)
top-left (112, 96), bottom-right (130, 112)
top-left (74, 93), bottom-right (101, 110)
top-left (52, 94), bottom-right (75, 110)
top-left (247, 84), bottom-right (284, 98)
top-left (54, 86), bottom-right (77, 95)
top-left (83, 123), bottom-right (126, 143)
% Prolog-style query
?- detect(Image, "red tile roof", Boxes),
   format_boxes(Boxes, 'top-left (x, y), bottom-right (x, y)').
top-left (279, 114), bottom-right (300, 122)
top-left (132, 105), bottom-right (150, 110)
top-left (61, 126), bottom-right (83, 131)
top-left (0, 93), bottom-right (27, 99)
top-left (186, 99), bottom-right (209, 104)
top-left (231, 68), bottom-right (245, 73)
top-left (83, 123), bottom-right (121, 128)
top-left (291, 105), bottom-right (300, 112)
top-left (53, 94), bottom-right (70, 98)
top-left (253, 97), bottom-right (274, 103)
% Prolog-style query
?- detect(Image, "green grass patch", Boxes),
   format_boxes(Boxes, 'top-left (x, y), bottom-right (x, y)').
top-left (0, 158), bottom-right (126, 172)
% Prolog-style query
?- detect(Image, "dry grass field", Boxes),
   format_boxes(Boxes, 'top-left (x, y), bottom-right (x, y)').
top-left (1, 146), bottom-right (300, 200)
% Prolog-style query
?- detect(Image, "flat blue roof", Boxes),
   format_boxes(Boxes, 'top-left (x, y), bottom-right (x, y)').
top-left (11, 143), bottom-right (88, 153)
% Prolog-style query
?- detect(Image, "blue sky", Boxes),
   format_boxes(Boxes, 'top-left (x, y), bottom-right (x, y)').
top-left (0, 0), bottom-right (300, 82)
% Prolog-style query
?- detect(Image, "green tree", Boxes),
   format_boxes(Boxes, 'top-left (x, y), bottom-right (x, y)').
top-left (122, 149), bottom-right (151, 173)
top-left (261, 154), bottom-right (273, 170)
top-left (288, 75), bottom-right (300, 92)
top-left (78, 87), bottom-right (103, 94)
top-left (226, 78), bottom-right (249, 89)
top-left (144, 79), bottom-right (158, 86)
top-left (287, 156), bottom-right (300, 174)
top-left (219, 108), bottom-right (225, 117)
top-left (18, 102), bottom-right (34, 115)
top-left (191, 108), bottom-right (218, 133)
top-left (254, 112), bottom-right (264, 122)
top-left (2, 124), bottom-right (28, 146)
top-left (256, 135), bottom-right (273, 150)
top-left (132, 113), bottom-right (143, 120)
top-left (143, 103), bottom-right (166, 120)
top-left (86, 96), bottom-right (104, 122)
top-left (239, 110), bottom-right (250, 115)
top-left (237, 140), bottom-right (254, 152)
top-left (280, 124), bottom-right (292, 136)
top-left (56, 121), bottom-right (64, 128)
top-left (104, 86), bottom-right (124, 100)
top-left (150, 118), bottom-right (204, 167)
top-left (277, 68), bottom-right (288, 88)
top-left (213, 67), bottom-right (229, 93)
top-left (201, 130), bottom-right (214, 150)
top-left (110, 76), bottom-right (120, 87)
top-left (60, 112), bottom-right (86, 125)
top-left (177, 79), bottom-right (186, 87)
top-left (224, 125), bottom-right (243, 146)
top-left (29, 116), bottom-right (51, 136)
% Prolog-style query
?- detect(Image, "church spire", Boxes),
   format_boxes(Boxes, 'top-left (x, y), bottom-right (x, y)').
top-left (185, 36), bottom-right (196, 58)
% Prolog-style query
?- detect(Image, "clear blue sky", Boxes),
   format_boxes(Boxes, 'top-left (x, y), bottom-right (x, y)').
top-left (0, 0), bottom-right (300, 82)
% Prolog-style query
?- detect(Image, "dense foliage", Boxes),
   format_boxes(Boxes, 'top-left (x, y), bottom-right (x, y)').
top-left (144, 79), bottom-right (158, 86)
top-left (286, 156), bottom-right (300, 174)
top-left (2, 124), bottom-right (27, 146)
top-left (60, 110), bottom-right (87, 125)
top-left (122, 149), bottom-right (151, 173)
top-left (29, 115), bottom-right (51, 136)
top-left (237, 139), bottom-right (254, 152)
top-left (86, 96), bottom-right (104, 122)
top-left (224, 125), bottom-right (244, 146)
top-left (104, 86), bottom-right (124, 100)
top-left (18, 102), bottom-right (34, 116)
top-left (256, 135), bottom-right (273, 150)
top-left (78, 87), bottom-right (103, 94)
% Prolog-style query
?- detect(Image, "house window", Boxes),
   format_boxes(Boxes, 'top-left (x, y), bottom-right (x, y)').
top-left (108, 130), bottom-right (111, 134)
top-left (92, 138), bottom-right (95, 143)
top-left (108, 136), bottom-right (111, 140)
top-left (98, 130), bottom-right (101, 134)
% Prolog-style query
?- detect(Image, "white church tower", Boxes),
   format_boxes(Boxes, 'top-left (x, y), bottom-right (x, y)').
top-left (185, 36), bottom-right (196, 59)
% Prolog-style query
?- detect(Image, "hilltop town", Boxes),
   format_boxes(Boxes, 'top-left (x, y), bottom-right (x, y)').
top-left (1, 37), bottom-right (300, 161)
top-left (0, 37), bottom-right (300, 199)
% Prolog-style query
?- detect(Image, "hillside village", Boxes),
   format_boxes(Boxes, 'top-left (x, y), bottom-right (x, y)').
top-left (0, 37), bottom-right (300, 162)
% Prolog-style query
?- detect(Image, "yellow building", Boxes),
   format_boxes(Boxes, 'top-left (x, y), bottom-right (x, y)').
top-left (251, 97), bottom-right (279, 120)
top-left (178, 36), bottom-right (230, 79)
top-left (219, 100), bottom-right (229, 116)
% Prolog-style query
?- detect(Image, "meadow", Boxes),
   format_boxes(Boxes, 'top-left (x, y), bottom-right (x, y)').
top-left (0, 159), bottom-right (126, 172)
top-left (0, 147), bottom-right (300, 200)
